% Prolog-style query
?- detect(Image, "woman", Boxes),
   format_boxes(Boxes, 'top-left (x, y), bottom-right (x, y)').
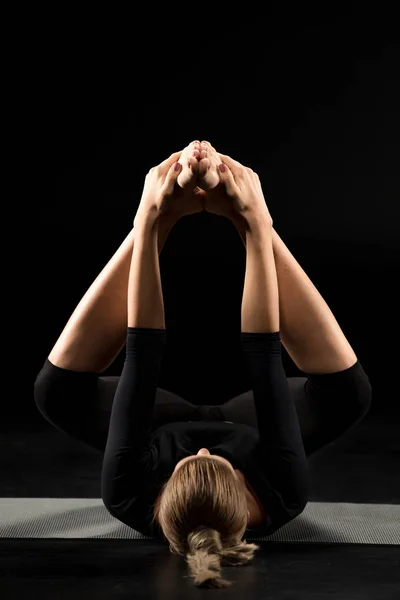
top-left (34, 140), bottom-right (372, 589)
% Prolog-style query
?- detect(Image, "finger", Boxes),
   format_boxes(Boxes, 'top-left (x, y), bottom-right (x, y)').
top-left (163, 161), bottom-right (182, 195)
top-left (217, 162), bottom-right (240, 196)
top-left (217, 152), bottom-right (243, 175)
top-left (158, 150), bottom-right (183, 172)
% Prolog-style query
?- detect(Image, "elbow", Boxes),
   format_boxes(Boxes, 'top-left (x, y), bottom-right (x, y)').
top-left (101, 491), bottom-right (115, 516)
top-left (100, 476), bottom-right (117, 517)
top-left (295, 485), bottom-right (309, 515)
top-left (298, 493), bottom-right (309, 514)
top-left (291, 475), bottom-right (309, 516)
top-left (297, 461), bottom-right (310, 511)
top-left (101, 495), bottom-right (120, 521)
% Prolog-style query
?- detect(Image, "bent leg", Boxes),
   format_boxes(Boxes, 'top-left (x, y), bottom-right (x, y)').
top-left (270, 228), bottom-right (358, 374)
top-left (34, 359), bottom-right (198, 451)
top-left (286, 363), bottom-right (372, 456)
top-left (33, 359), bottom-right (112, 451)
top-left (231, 219), bottom-right (358, 374)
top-left (220, 364), bottom-right (372, 457)
top-left (48, 218), bottom-right (177, 374)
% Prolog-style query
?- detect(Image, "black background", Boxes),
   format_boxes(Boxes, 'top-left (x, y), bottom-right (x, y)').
top-left (25, 6), bottom-right (399, 426)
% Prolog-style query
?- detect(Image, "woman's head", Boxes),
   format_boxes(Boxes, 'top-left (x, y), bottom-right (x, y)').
top-left (152, 449), bottom-right (260, 589)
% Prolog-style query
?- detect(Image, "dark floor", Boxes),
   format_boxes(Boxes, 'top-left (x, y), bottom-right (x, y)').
top-left (1, 405), bottom-right (399, 599)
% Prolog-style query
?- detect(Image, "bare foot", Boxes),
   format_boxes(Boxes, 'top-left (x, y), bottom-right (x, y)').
top-left (177, 140), bottom-right (201, 189)
top-left (197, 140), bottom-right (220, 190)
top-left (194, 141), bottom-right (237, 220)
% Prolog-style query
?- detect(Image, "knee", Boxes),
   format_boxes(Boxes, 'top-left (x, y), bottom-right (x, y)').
top-left (350, 368), bottom-right (373, 422)
top-left (33, 367), bottom-right (54, 418)
top-left (33, 361), bottom-right (65, 422)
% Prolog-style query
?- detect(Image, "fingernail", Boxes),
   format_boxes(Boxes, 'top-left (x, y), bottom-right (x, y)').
top-left (174, 162), bottom-right (181, 171)
top-left (219, 163), bottom-right (226, 173)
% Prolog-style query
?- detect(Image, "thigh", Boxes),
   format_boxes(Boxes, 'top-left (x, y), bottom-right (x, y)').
top-left (294, 359), bottom-right (372, 456)
top-left (92, 379), bottom-right (199, 448)
top-left (220, 360), bottom-right (372, 457)
top-left (34, 359), bottom-right (117, 452)
top-left (34, 358), bottom-right (198, 452)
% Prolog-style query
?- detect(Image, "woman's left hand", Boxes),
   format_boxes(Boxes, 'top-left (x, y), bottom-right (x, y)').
top-left (134, 144), bottom-right (205, 227)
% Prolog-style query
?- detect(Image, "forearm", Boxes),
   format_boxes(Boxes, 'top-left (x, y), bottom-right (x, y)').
top-left (128, 214), bottom-right (166, 329)
top-left (241, 215), bottom-right (280, 333)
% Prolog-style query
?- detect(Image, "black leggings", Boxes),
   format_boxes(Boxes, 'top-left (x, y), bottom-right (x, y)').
top-left (33, 357), bottom-right (372, 459)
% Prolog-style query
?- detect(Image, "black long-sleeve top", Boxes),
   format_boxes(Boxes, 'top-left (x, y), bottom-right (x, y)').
top-left (101, 327), bottom-right (309, 539)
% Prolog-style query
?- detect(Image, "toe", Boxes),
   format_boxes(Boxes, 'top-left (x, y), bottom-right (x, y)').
top-left (177, 152), bottom-right (198, 188)
top-left (188, 156), bottom-right (199, 173)
top-left (198, 157), bottom-right (210, 178)
top-left (198, 158), bottom-right (219, 190)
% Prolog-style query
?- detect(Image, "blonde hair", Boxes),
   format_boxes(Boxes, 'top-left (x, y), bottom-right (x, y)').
top-left (152, 457), bottom-right (260, 589)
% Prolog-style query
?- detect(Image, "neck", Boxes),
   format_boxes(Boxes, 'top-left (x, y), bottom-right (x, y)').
top-left (235, 469), bottom-right (262, 527)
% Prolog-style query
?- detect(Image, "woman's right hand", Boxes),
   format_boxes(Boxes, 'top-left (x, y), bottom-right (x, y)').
top-left (198, 142), bottom-right (273, 226)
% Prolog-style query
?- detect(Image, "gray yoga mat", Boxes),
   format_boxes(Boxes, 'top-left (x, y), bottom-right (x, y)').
top-left (0, 499), bottom-right (398, 545)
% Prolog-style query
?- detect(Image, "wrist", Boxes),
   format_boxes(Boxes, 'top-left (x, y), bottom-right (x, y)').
top-left (133, 207), bottom-right (161, 231)
top-left (245, 209), bottom-right (273, 231)
top-left (245, 211), bottom-right (273, 243)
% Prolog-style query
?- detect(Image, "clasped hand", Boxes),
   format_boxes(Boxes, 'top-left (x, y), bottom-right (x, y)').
top-left (134, 140), bottom-right (272, 228)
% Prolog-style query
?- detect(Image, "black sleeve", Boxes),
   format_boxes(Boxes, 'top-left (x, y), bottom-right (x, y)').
top-left (101, 327), bottom-right (167, 516)
top-left (241, 331), bottom-right (309, 512)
